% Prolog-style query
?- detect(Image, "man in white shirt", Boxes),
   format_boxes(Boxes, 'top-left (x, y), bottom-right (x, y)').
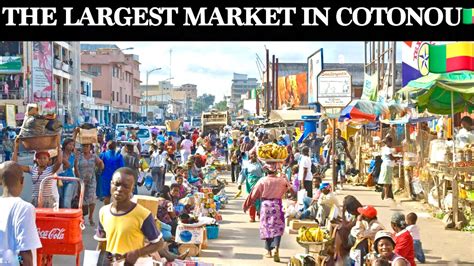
top-left (316, 182), bottom-right (340, 225)
top-left (0, 161), bottom-right (42, 266)
top-left (298, 147), bottom-right (313, 197)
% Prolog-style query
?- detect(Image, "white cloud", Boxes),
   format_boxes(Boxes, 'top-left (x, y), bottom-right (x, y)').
top-left (85, 42), bottom-right (401, 102)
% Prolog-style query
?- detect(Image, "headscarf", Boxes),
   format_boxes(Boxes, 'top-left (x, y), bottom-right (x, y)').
top-left (319, 182), bottom-right (331, 190)
top-left (35, 150), bottom-right (51, 159)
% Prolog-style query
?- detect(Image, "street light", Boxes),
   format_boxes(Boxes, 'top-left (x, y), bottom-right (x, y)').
top-left (145, 68), bottom-right (162, 121)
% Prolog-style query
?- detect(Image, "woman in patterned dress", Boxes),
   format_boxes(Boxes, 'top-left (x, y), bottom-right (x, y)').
top-left (243, 162), bottom-right (294, 262)
top-left (74, 143), bottom-right (104, 226)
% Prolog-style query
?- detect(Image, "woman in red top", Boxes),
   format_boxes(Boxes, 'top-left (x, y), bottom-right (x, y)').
top-left (391, 212), bottom-right (416, 266)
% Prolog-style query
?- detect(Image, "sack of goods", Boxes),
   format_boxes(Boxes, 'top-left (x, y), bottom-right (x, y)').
top-left (19, 104), bottom-right (63, 138)
top-left (257, 143), bottom-right (288, 161)
top-left (18, 104), bottom-right (63, 150)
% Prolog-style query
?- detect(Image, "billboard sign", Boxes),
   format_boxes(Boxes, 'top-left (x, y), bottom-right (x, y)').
top-left (32, 41), bottom-right (55, 113)
top-left (277, 72), bottom-right (307, 109)
top-left (317, 70), bottom-right (352, 108)
top-left (0, 56), bottom-right (22, 73)
top-left (307, 49), bottom-right (323, 104)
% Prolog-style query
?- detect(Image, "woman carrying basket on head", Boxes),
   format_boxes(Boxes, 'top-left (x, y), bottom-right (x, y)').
top-left (243, 162), bottom-right (294, 262)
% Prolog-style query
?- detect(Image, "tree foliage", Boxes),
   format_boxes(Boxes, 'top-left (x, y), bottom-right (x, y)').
top-left (192, 93), bottom-right (215, 113)
top-left (214, 100), bottom-right (228, 111)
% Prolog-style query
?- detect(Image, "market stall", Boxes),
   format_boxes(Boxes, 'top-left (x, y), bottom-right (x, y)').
top-left (400, 71), bottom-right (474, 229)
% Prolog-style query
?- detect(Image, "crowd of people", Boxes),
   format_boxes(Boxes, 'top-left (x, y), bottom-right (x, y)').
top-left (0, 120), bottom-right (434, 266)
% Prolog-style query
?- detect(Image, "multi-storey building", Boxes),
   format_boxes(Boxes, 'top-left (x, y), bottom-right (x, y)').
top-left (0, 41), bottom-right (81, 127)
top-left (81, 44), bottom-right (141, 124)
top-left (230, 73), bottom-right (258, 110)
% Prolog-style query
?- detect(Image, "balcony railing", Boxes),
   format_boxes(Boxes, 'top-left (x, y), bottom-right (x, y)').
top-left (1, 89), bottom-right (23, 100)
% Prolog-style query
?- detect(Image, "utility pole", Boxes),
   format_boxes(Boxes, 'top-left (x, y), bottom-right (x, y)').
top-left (266, 49), bottom-right (270, 117)
top-left (275, 58), bottom-right (279, 109)
top-left (145, 68), bottom-right (162, 121)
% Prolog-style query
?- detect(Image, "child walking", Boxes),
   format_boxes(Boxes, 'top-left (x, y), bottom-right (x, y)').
top-left (406, 212), bottom-right (426, 263)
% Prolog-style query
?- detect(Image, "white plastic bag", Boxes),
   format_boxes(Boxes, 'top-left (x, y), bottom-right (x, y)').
top-left (297, 189), bottom-right (307, 205)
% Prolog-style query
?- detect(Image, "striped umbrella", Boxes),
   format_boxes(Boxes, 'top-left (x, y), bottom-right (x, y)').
top-left (339, 100), bottom-right (388, 122)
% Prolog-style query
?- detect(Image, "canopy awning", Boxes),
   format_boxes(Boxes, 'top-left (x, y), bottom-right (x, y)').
top-left (268, 109), bottom-right (319, 122)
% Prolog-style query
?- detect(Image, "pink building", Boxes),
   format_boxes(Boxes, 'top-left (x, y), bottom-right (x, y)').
top-left (81, 45), bottom-right (141, 124)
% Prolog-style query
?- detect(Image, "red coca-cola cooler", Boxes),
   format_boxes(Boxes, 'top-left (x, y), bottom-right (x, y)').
top-left (36, 176), bottom-right (85, 266)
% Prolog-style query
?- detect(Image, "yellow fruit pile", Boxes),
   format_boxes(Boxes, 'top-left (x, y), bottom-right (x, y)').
top-left (257, 143), bottom-right (288, 160)
top-left (298, 226), bottom-right (328, 242)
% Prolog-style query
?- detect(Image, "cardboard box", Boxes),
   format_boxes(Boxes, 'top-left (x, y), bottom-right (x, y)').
top-left (134, 195), bottom-right (159, 218)
top-left (289, 219), bottom-right (319, 231)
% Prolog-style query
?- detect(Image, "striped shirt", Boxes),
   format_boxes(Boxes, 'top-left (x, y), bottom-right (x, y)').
top-left (30, 165), bottom-right (57, 199)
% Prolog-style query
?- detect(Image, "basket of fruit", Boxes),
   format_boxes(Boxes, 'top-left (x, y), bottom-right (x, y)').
top-left (257, 143), bottom-right (288, 163)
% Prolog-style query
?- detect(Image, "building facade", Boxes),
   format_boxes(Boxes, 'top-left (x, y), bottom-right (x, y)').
top-left (230, 73), bottom-right (258, 110)
top-left (140, 84), bottom-right (188, 121)
top-left (0, 41), bottom-right (81, 128)
top-left (81, 44), bottom-right (141, 124)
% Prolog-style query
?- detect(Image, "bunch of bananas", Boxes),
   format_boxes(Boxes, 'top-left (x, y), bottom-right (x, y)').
top-left (297, 226), bottom-right (328, 242)
top-left (257, 143), bottom-right (288, 160)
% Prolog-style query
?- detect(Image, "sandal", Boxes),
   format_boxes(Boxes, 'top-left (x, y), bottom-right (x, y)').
top-left (264, 253), bottom-right (273, 258)
top-left (273, 252), bottom-right (280, 262)
top-left (89, 220), bottom-right (96, 227)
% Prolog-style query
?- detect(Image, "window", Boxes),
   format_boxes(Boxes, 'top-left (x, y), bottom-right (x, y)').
top-left (113, 67), bottom-right (119, 78)
top-left (88, 65), bottom-right (101, 76)
top-left (125, 94), bottom-right (127, 103)
top-left (93, 90), bottom-right (101, 98)
top-left (112, 91), bottom-right (115, 101)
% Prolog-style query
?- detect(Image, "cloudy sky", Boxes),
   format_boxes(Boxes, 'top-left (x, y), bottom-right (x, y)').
top-left (92, 42), bottom-right (401, 101)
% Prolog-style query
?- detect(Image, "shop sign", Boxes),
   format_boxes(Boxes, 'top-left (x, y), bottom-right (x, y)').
top-left (0, 56), bottom-right (22, 73)
top-left (317, 70), bottom-right (352, 108)
top-left (307, 48), bottom-right (324, 104)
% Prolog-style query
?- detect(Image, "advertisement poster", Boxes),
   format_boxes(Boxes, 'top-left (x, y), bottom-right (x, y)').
top-left (317, 70), bottom-right (352, 108)
top-left (32, 41), bottom-right (55, 113)
top-left (277, 72), bottom-right (307, 109)
top-left (361, 72), bottom-right (378, 101)
top-left (307, 49), bottom-right (323, 104)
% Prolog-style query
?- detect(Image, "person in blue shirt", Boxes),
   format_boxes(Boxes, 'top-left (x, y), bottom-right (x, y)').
top-left (99, 141), bottom-right (125, 205)
top-left (58, 137), bottom-right (78, 208)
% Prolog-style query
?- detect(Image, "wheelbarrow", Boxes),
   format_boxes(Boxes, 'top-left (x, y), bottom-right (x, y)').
top-left (36, 175), bottom-right (85, 266)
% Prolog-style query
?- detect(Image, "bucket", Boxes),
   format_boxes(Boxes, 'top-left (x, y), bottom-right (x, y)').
top-left (206, 225), bottom-right (219, 239)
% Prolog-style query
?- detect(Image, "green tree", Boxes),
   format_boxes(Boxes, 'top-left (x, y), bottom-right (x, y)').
top-left (192, 93), bottom-right (215, 113)
top-left (214, 100), bottom-right (228, 111)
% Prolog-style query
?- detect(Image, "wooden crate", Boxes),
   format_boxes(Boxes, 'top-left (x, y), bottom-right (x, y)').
top-left (134, 195), bottom-right (159, 218)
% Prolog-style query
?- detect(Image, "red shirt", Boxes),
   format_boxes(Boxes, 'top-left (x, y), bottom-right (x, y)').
top-left (394, 229), bottom-right (416, 266)
top-left (192, 133), bottom-right (199, 146)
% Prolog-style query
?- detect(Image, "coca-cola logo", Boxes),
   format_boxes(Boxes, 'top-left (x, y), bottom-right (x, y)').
top-left (37, 228), bottom-right (66, 240)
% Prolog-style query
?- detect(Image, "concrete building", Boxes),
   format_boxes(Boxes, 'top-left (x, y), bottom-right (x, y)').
top-left (230, 73), bottom-right (259, 111)
top-left (140, 84), bottom-right (188, 120)
top-left (81, 44), bottom-right (141, 124)
top-left (52, 42), bottom-right (81, 126)
top-left (0, 41), bottom-right (81, 127)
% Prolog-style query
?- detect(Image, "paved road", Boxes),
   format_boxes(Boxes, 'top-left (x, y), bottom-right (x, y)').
top-left (2, 158), bottom-right (474, 265)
